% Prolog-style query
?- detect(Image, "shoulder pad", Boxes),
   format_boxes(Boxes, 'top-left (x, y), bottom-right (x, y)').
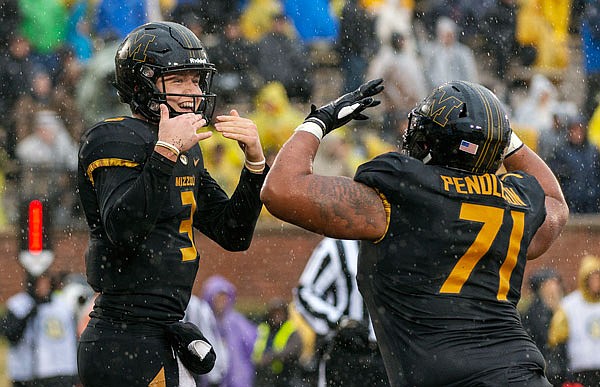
top-left (80, 118), bottom-right (155, 166)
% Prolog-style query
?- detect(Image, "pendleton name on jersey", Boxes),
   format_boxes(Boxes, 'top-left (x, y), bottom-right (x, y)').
top-left (77, 117), bottom-right (264, 324)
top-left (354, 152), bottom-right (547, 387)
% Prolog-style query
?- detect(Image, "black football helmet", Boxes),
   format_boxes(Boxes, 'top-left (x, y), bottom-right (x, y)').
top-left (114, 21), bottom-right (217, 123)
top-left (402, 81), bottom-right (511, 174)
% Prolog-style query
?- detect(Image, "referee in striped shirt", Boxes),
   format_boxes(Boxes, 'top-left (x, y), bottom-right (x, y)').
top-left (294, 237), bottom-right (390, 387)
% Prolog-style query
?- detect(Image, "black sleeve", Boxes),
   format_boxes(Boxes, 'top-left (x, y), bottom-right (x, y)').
top-left (95, 153), bottom-right (175, 246)
top-left (0, 307), bottom-right (37, 344)
top-left (354, 152), bottom-right (418, 200)
top-left (194, 166), bottom-right (267, 251)
top-left (79, 121), bottom-right (176, 246)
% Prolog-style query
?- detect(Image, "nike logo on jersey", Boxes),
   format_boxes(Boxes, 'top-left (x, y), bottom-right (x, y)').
top-left (194, 158), bottom-right (200, 166)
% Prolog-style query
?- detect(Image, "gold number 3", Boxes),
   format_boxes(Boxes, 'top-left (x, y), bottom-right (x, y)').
top-left (440, 203), bottom-right (525, 300)
top-left (179, 191), bottom-right (197, 262)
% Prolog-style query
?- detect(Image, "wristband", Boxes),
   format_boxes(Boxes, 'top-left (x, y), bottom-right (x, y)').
top-left (295, 122), bottom-right (324, 142)
top-left (155, 140), bottom-right (181, 157)
top-left (244, 158), bottom-right (266, 174)
top-left (244, 158), bottom-right (266, 167)
top-left (503, 132), bottom-right (524, 158)
top-left (245, 162), bottom-right (265, 174)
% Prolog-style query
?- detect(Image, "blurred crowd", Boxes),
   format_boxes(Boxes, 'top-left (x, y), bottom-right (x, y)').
top-left (518, 256), bottom-right (600, 386)
top-left (0, 0), bottom-right (599, 231)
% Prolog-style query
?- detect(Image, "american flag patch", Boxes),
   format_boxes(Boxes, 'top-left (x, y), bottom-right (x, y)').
top-left (459, 140), bottom-right (478, 155)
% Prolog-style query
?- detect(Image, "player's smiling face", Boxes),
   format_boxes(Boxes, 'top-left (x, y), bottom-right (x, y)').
top-left (158, 70), bottom-right (202, 113)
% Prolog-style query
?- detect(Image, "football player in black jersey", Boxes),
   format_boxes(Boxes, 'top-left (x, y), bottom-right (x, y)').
top-left (77, 22), bottom-right (267, 387)
top-left (261, 79), bottom-right (569, 386)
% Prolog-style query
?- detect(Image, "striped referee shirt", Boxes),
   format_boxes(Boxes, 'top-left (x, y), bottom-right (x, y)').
top-left (294, 237), bottom-right (376, 341)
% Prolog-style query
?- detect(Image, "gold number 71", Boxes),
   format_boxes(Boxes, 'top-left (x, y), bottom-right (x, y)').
top-left (439, 203), bottom-right (525, 300)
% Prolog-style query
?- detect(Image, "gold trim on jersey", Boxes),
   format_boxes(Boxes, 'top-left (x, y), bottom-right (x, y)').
top-left (374, 189), bottom-right (391, 244)
top-left (148, 367), bottom-right (166, 387)
top-left (500, 173), bottom-right (524, 180)
top-left (86, 158), bottom-right (140, 186)
top-left (104, 117), bottom-right (126, 122)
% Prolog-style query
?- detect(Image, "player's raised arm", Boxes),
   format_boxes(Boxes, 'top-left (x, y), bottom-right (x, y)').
top-left (260, 79), bottom-right (388, 240)
top-left (502, 138), bottom-right (569, 259)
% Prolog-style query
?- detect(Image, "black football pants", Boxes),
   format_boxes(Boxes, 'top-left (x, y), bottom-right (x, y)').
top-left (78, 318), bottom-right (179, 387)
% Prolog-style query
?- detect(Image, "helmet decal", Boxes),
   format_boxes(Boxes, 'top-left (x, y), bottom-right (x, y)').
top-left (458, 140), bottom-right (478, 155)
top-left (127, 32), bottom-right (156, 63)
top-left (426, 92), bottom-right (463, 127)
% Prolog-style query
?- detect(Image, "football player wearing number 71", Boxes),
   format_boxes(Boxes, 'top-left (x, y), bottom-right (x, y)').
top-left (260, 79), bottom-right (569, 387)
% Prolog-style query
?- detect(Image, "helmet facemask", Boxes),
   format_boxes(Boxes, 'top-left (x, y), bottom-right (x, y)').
top-left (134, 64), bottom-right (217, 124)
top-left (402, 109), bottom-right (433, 164)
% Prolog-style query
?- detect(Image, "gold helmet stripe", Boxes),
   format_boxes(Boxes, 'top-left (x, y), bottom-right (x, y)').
top-left (171, 22), bottom-right (198, 60)
top-left (486, 89), bottom-right (506, 172)
top-left (475, 85), bottom-right (495, 172)
top-left (472, 83), bottom-right (494, 172)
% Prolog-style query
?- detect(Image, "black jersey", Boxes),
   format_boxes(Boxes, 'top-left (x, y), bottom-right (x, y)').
top-left (354, 152), bottom-right (547, 387)
top-left (77, 117), bottom-right (265, 324)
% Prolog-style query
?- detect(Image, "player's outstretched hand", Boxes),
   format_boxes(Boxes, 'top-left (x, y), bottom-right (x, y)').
top-left (214, 109), bottom-right (265, 163)
top-left (304, 78), bottom-right (384, 137)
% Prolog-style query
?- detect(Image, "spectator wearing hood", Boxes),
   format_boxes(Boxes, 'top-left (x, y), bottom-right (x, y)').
top-left (512, 73), bottom-right (559, 137)
top-left (254, 12), bottom-right (313, 103)
top-left (240, 0), bottom-right (283, 43)
top-left (202, 275), bottom-right (258, 387)
top-left (536, 105), bottom-right (577, 162)
top-left (366, 30), bottom-right (427, 144)
top-left (16, 109), bottom-right (79, 225)
top-left (16, 110), bottom-right (78, 171)
top-left (0, 271), bottom-right (79, 386)
top-left (515, 0), bottom-right (570, 73)
top-left (549, 255), bottom-right (600, 386)
top-left (421, 17), bottom-right (479, 91)
top-left (249, 82), bottom-right (306, 164)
